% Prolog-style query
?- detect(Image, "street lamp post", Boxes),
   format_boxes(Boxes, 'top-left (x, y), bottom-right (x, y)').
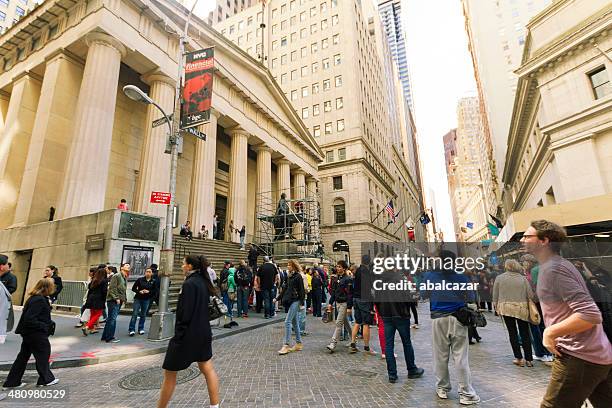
top-left (122, 0), bottom-right (201, 341)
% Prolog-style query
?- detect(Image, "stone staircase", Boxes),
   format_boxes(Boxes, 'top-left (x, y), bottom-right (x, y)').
top-left (168, 236), bottom-right (249, 310)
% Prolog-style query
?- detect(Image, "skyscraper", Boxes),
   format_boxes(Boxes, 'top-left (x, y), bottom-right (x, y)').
top-left (213, 0), bottom-right (426, 259)
top-left (208, 0), bottom-right (256, 24)
top-left (0, 0), bottom-right (36, 33)
top-left (462, 0), bottom-right (551, 217)
top-left (377, 0), bottom-right (413, 112)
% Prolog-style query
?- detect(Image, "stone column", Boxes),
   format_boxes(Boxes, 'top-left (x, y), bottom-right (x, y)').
top-left (253, 145), bottom-right (273, 242)
top-left (57, 32), bottom-right (126, 219)
top-left (13, 52), bottom-right (84, 227)
top-left (0, 73), bottom-right (42, 228)
top-left (293, 170), bottom-right (306, 240)
top-left (135, 72), bottom-right (175, 218)
top-left (189, 108), bottom-right (220, 235)
top-left (226, 127), bottom-right (249, 243)
top-left (276, 158), bottom-right (291, 202)
top-left (0, 91), bottom-right (9, 134)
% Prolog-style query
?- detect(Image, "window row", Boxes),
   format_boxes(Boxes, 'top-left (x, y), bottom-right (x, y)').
top-left (272, 14), bottom-right (339, 35)
top-left (313, 120), bottom-right (345, 137)
top-left (271, 0), bottom-right (339, 20)
top-left (272, 32), bottom-right (340, 51)
top-left (273, 53), bottom-right (341, 71)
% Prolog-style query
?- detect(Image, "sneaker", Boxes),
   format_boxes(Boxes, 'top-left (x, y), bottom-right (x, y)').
top-left (107, 338), bottom-right (120, 343)
top-left (436, 389), bottom-right (448, 400)
top-left (291, 343), bottom-right (303, 352)
top-left (533, 355), bottom-right (544, 361)
top-left (349, 343), bottom-right (358, 353)
top-left (411, 324), bottom-right (419, 329)
top-left (543, 355), bottom-right (554, 362)
top-left (408, 368), bottom-right (425, 379)
top-left (278, 345), bottom-right (292, 355)
top-left (81, 327), bottom-right (88, 336)
top-left (363, 346), bottom-right (377, 355)
top-left (326, 342), bottom-right (336, 353)
top-left (139, 330), bottom-right (145, 335)
top-left (40, 379), bottom-right (59, 387)
top-left (300, 331), bottom-right (310, 336)
top-left (2, 383), bottom-right (26, 390)
top-left (75, 322), bottom-right (84, 328)
top-left (388, 376), bottom-right (398, 383)
top-left (459, 394), bottom-right (480, 405)
top-left (129, 331), bottom-right (135, 337)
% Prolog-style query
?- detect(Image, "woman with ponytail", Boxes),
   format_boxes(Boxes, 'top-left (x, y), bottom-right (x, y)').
top-left (158, 255), bottom-right (220, 408)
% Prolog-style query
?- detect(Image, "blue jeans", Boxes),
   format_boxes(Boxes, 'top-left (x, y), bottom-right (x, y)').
top-left (262, 289), bottom-right (273, 317)
top-left (129, 298), bottom-right (150, 332)
top-left (223, 292), bottom-right (234, 318)
top-left (383, 317), bottom-right (418, 379)
top-left (101, 301), bottom-right (122, 341)
top-left (240, 235), bottom-right (245, 248)
top-left (237, 287), bottom-right (250, 316)
top-left (530, 322), bottom-right (551, 357)
top-left (284, 301), bottom-right (302, 345)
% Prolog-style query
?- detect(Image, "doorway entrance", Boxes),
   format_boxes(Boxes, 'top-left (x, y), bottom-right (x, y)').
top-left (11, 250), bottom-right (33, 305)
top-left (215, 194), bottom-right (227, 240)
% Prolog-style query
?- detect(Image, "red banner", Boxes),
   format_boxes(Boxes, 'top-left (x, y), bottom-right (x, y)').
top-left (150, 192), bottom-right (171, 205)
top-left (181, 47), bottom-right (214, 129)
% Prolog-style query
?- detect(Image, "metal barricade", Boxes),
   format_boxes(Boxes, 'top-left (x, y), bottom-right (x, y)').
top-left (55, 280), bottom-right (88, 308)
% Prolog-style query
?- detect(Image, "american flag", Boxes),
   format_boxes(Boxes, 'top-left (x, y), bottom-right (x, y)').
top-left (384, 200), bottom-right (395, 220)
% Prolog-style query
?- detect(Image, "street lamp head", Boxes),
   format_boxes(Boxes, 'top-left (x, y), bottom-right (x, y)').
top-left (123, 85), bottom-right (153, 105)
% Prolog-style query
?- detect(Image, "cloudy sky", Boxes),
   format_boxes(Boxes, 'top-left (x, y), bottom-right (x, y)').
top-left (195, 0), bottom-right (477, 241)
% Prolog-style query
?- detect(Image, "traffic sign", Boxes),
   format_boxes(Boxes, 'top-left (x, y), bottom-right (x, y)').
top-left (152, 114), bottom-right (173, 128)
top-left (150, 191), bottom-right (171, 205)
top-left (181, 127), bottom-right (207, 141)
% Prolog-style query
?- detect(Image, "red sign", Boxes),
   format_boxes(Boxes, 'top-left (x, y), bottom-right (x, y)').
top-left (181, 47), bottom-right (214, 129)
top-left (150, 192), bottom-right (171, 205)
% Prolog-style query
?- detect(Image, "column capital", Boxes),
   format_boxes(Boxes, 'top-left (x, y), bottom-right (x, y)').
top-left (293, 169), bottom-right (307, 176)
top-left (275, 158), bottom-right (291, 166)
top-left (209, 106), bottom-right (222, 120)
top-left (13, 70), bottom-right (43, 84)
top-left (85, 31), bottom-right (127, 58)
top-left (252, 144), bottom-right (274, 154)
top-left (229, 126), bottom-right (250, 139)
top-left (44, 49), bottom-right (84, 67)
top-left (141, 70), bottom-right (176, 88)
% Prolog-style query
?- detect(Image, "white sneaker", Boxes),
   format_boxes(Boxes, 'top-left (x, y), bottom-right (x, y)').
top-left (129, 331), bottom-right (135, 337)
top-left (138, 330), bottom-right (145, 335)
top-left (2, 383), bottom-right (26, 390)
top-left (326, 343), bottom-right (336, 352)
top-left (543, 355), bottom-right (554, 362)
top-left (533, 355), bottom-right (544, 361)
top-left (39, 379), bottom-right (59, 387)
top-left (459, 394), bottom-right (480, 405)
top-left (436, 389), bottom-right (448, 399)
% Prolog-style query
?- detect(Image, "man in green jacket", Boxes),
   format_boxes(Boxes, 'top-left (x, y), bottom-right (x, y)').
top-left (101, 263), bottom-right (129, 343)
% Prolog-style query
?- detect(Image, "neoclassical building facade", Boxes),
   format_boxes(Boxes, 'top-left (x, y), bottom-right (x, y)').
top-left (0, 0), bottom-right (322, 292)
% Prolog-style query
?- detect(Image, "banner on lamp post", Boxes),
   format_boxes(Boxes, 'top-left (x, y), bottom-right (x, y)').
top-left (181, 47), bottom-right (214, 129)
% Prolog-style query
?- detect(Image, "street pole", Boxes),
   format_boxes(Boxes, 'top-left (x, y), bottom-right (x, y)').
top-left (149, 0), bottom-right (200, 341)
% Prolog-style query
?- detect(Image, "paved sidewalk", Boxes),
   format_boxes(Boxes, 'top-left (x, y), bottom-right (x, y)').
top-left (0, 307), bottom-right (283, 370)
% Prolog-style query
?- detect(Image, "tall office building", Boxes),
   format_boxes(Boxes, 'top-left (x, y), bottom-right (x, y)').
top-left (462, 0), bottom-right (551, 218)
top-left (208, 0), bottom-right (256, 24)
top-left (0, 0), bottom-right (37, 33)
top-left (377, 0), bottom-right (413, 112)
top-left (213, 0), bottom-right (426, 259)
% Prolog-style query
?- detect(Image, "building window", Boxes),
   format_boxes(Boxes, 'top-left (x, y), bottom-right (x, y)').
top-left (291, 70), bottom-right (297, 80)
top-left (247, 16), bottom-right (253, 26)
top-left (15, 6), bottom-right (25, 17)
top-left (281, 37), bottom-right (288, 47)
top-left (237, 36), bottom-right (243, 45)
top-left (323, 58), bottom-right (330, 70)
top-left (335, 75), bottom-right (343, 87)
top-left (281, 54), bottom-right (287, 65)
top-left (321, 2), bottom-right (328, 13)
top-left (332, 15), bottom-right (339, 26)
top-left (301, 47), bottom-right (307, 57)
top-left (588, 66), bottom-right (611, 100)
top-left (310, 23), bottom-right (317, 34)
top-left (272, 8), bottom-right (278, 19)
top-left (257, 12), bottom-right (263, 22)
top-left (272, 58), bottom-right (278, 68)
top-left (322, 38), bottom-right (329, 49)
top-left (302, 86), bottom-right (309, 97)
top-left (326, 150), bottom-right (334, 162)
top-left (310, 6), bottom-right (317, 17)
top-left (324, 100), bottom-right (332, 112)
top-left (321, 19), bottom-right (328, 30)
top-left (246, 32), bottom-right (252, 41)
top-left (0, 0), bottom-right (8, 7)
top-left (313, 104), bottom-right (320, 116)
top-left (300, 28), bottom-right (307, 38)
top-left (331, 0), bottom-right (338, 8)
top-left (333, 176), bottom-right (343, 190)
top-left (291, 89), bottom-right (298, 100)
top-left (334, 201), bottom-right (346, 224)
top-left (272, 40), bottom-right (278, 50)
top-left (300, 11), bottom-right (306, 21)
top-left (238, 20), bottom-right (244, 30)
top-left (337, 119), bottom-right (345, 132)
top-left (302, 107), bottom-right (309, 119)
top-left (325, 122), bottom-right (333, 134)
top-left (281, 20), bottom-right (288, 30)
top-left (312, 83), bottom-right (320, 94)
top-left (334, 54), bottom-right (341, 65)
top-left (333, 34), bottom-right (340, 45)
top-left (229, 25), bottom-right (235, 35)
top-left (281, 73), bottom-right (287, 84)
top-left (312, 62), bottom-right (319, 72)
top-left (0, 11), bottom-right (5, 21)
top-left (290, 0), bottom-right (296, 11)
top-left (323, 79), bottom-right (331, 91)
top-left (336, 97), bottom-right (343, 109)
top-left (281, 4), bottom-right (287, 14)
top-left (338, 148), bottom-right (346, 160)
top-left (301, 65), bottom-right (308, 77)
top-left (313, 125), bottom-right (321, 137)
top-left (291, 50), bottom-right (297, 61)
top-left (311, 42), bottom-right (318, 53)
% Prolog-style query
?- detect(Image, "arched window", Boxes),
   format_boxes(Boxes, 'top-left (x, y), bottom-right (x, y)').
top-left (333, 198), bottom-right (346, 224)
top-left (369, 199), bottom-right (374, 222)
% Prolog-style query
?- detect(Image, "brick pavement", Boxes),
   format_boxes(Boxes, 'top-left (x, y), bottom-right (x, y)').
top-left (0, 303), bottom-right (557, 408)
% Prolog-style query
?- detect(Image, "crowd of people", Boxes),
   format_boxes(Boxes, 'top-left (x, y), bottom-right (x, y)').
top-left (1, 218), bottom-right (611, 408)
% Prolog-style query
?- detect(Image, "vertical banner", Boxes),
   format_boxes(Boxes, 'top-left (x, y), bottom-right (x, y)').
top-left (181, 47), bottom-right (214, 129)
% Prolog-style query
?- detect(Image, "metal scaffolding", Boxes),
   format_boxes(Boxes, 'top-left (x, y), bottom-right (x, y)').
top-left (255, 186), bottom-right (321, 259)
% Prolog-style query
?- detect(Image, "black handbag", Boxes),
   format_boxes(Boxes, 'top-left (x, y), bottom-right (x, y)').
top-left (48, 321), bottom-right (56, 336)
top-left (453, 306), bottom-right (487, 328)
top-left (208, 296), bottom-right (228, 321)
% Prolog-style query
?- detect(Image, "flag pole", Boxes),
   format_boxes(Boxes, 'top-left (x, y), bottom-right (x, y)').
top-left (384, 207), bottom-right (402, 231)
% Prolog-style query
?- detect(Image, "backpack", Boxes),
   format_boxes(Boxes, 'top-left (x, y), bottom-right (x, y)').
top-left (584, 278), bottom-right (612, 343)
top-left (219, 268), bottom-right (229, 292)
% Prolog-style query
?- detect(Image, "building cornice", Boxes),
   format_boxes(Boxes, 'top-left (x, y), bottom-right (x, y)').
top-left (512, 134), bottom-right (552, 211)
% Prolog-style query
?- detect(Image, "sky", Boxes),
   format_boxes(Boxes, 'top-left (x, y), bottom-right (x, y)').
top-left (195, 0), bottom-right (477, 241)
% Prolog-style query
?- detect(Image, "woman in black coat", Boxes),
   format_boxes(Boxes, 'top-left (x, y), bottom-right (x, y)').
top-left (3, 278), bottom-right (57, 388)
top-left (82, 268), bottom-right (108, 335)
top-left (158, 255), bottom-right (220, 408)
